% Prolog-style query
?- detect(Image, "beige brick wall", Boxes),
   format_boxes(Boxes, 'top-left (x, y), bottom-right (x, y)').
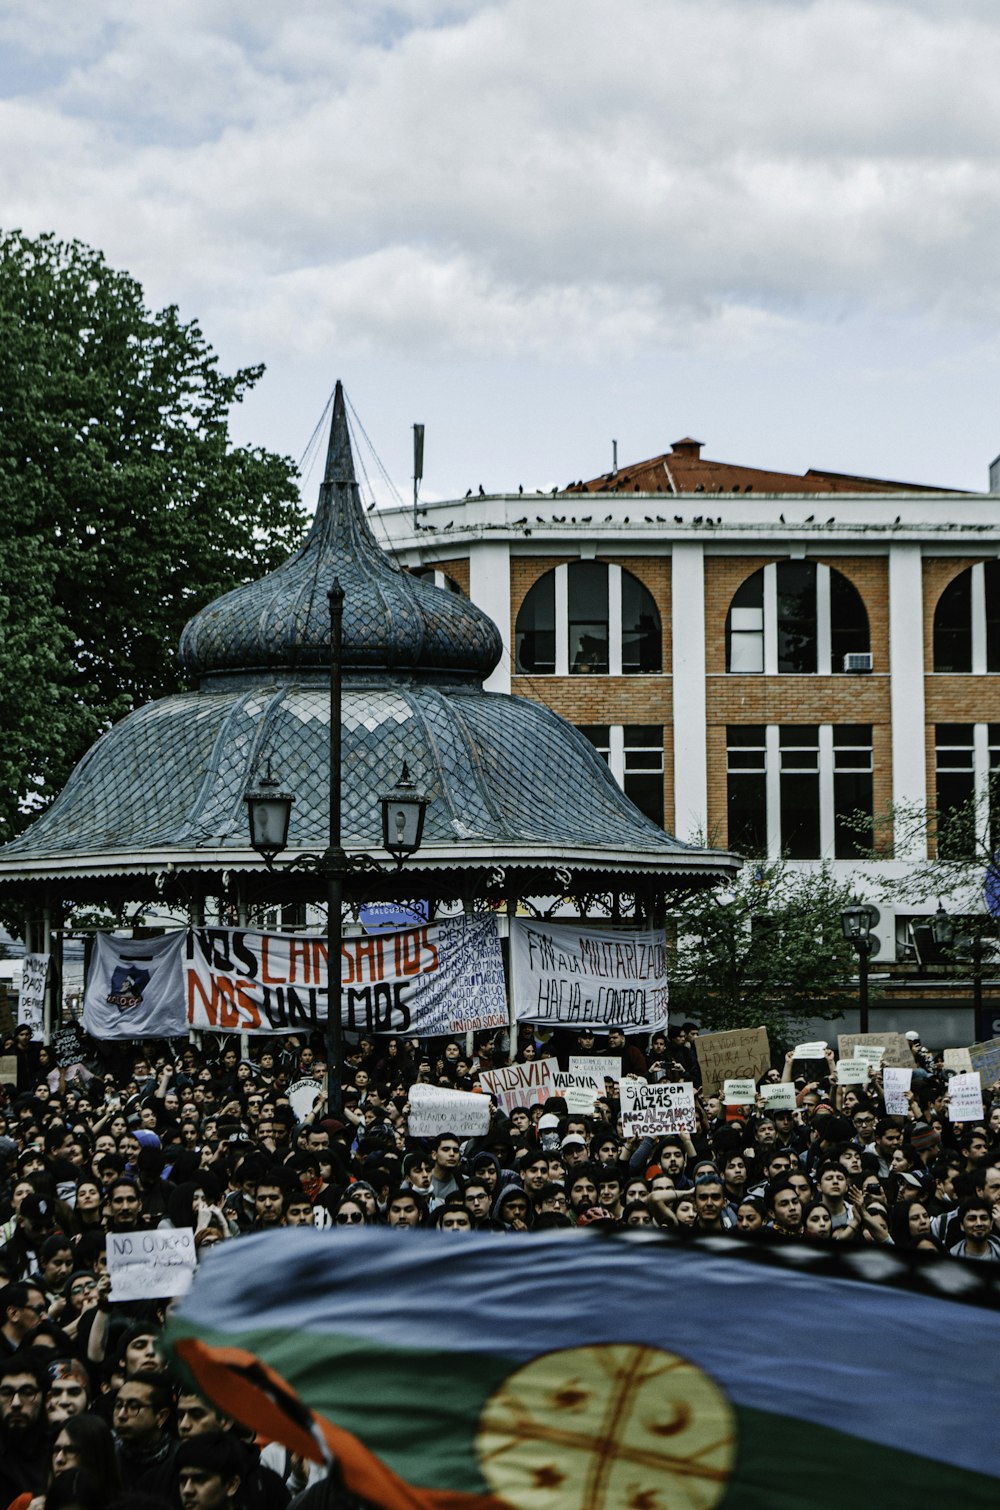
top-left (417, 557), bottom-right (470, 594)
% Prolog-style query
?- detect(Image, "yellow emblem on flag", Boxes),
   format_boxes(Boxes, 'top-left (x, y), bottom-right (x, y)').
top-left (475, 1342), bottom-right (735, 1509)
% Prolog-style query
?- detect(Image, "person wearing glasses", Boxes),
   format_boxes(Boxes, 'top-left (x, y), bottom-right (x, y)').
top-left (334, 1196), bottom-right (368, 1227)
top-left (0, 1355), bottom-right (48, 1505)
top-left (111, 1369), bottom-right (178, 1493)
top-left (0, 1281), bottom-right (47, 1358)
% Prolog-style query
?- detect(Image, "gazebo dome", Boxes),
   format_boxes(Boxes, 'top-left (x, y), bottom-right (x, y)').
top-left (0, 382), bottom-right (737, 903)
top-left (179, 385), bottom-right (501, 683)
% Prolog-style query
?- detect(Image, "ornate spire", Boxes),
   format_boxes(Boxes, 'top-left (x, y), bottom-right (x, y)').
top-left (179, 381), bottom-right (501, 682)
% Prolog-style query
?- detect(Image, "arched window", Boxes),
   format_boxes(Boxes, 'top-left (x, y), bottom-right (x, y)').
top-left (725, 562), bottom-right (869, 674)
top-left (933, 563), bottom-right (1000, 672)
top-left (515, 564), bottom-right (661, 675)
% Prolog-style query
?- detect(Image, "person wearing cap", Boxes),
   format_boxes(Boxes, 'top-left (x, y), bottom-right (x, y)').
top-left (560, 1133), bottom-right (589, 1170)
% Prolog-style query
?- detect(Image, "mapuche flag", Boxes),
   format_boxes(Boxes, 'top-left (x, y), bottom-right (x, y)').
top-left (164, 1229), bottom-right (1000, 1509)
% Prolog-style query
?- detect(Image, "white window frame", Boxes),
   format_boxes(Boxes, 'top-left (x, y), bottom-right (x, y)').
top-left (728, 722), bottom-right (873, 859)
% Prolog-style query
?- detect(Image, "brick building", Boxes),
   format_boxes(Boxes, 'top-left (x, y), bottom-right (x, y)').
top-left (379, 436), bottom-right (1000, 1041)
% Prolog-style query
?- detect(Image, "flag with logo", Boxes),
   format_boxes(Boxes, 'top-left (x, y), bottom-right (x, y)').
top-left (164, 1230), bottom-right (1000, 1508)
top-left (83, 931), bottom-right (187, 1039)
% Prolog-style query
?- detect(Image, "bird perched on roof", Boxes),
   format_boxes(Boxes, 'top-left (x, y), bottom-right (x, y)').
top-left (478, 485), bottom-right (486, 497)
top-left (465, 488), bottom-right (472, 498)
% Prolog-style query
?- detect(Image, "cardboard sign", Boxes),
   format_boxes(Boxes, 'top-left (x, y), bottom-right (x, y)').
top-left (551, 1071), bottom-right (603, 1115)
top-left (568, 1056), bottom-right (622, 1086)
top-left (837, 1032), bottom-right (912, 1070)
top-left (480, 1058), bottom-right (557, 1115)
top-left (793, 1041), bottom-right (828, 1060)
top-left (883, 1067), bottom-right (912, 1117)
top-left (287, 1078), bottom-right (323, 1122)
top-left (695, 1027), bottom-right (770, 1097)
top-left (836, 1059), bottom-right (871, 1085)
top-left (761, 1082), bottom-right (796, 1111)
top-left (948, 1071), bottom-right (985, 1123)
top-left (723, 1078), bottom-right (757, 1105)
top-left (620, 1080), bottom-right (696, 1137)
top-left (967, 1038), bottom-right (1000, 1087)
top-left (943, 1048), bottom-right (974, 1072)
top-left (107, 1228), bottom-right (196, 1301)
top-left (407, 1084), bottom-right (491, 1138)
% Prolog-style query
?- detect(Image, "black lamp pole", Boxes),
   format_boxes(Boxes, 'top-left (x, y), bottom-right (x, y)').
top-left (856, 935), bottom-right (870, 1035)
top-left (326, 579), bottom-right (345, 1118)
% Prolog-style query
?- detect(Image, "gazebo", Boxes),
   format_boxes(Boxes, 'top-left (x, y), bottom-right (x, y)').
top-left (0, 384), bottom-right (738, 1003)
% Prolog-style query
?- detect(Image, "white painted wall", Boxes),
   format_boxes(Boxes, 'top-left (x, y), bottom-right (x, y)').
top-left (671, 542), bottom-right (708, 841)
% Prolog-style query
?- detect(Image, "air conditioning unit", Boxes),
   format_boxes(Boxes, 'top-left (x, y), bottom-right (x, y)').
top-left (843, 653), bottom-right (873, 673)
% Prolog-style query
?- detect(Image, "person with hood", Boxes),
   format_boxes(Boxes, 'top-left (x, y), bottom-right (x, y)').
top-left (491, 1185), bottom-right (530, 1231)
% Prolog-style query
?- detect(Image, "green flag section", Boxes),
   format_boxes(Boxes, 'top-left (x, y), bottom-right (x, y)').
top-left (164, 1230), bottom-right (1000, 1509)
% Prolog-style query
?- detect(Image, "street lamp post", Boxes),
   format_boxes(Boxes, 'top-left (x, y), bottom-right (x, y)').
top-left (244, 576), bottom-right (428, 1120)
top-left (841, 901), bottom-right (873, 1034)
top-left (932, 902), bottom-right (985, 1034)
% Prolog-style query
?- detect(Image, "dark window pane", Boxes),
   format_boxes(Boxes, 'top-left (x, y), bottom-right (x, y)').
top-left (728, 725), bottom-right (766, 746)
top-left (936, 723), bottom-right (974, 748)
top-left (835, 772), bottom-right (873, 857)
top-left (621, 573), bottom-right (662, 674)
top-left (986, 563), bottom-right (1000, 673)
top-left (728, 773), bottom-right (766, 854)
top-left (936, 771), bottom-right (975, 858)
top-left (781, 774), bottom-right (820, 857)
top-left (568, 562), bottom-right (609, 675)
top-left (578, 725), bottom-right (611, 759)
top-left (833, 724), bottom-right (871, 746)
top-left (625, 771), bottom-right (664, 827)
top-left (780, 726), bottom-right (819, 748)
top-left (624, 725), bottom-right (660, 744)
top-left (515, 573), bottom-right (555, 674)
top-left (776, 561), bottom-right (817, 674)
top-left (934, 571), bottom-right (972, 672)
top-left (830, 570), bottom-right (870, 668)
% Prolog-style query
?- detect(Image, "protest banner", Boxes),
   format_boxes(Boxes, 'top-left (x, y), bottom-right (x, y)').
top-left (83, 934), bottom-right (187, 1040)
top-left (943, 1048), bottom-right (974, 1072)
top-left (837, 1032), bottom-right (912, 1069)
top-left (883, 1067), bottom-right (912, 1117)
top-left (695, 1027), bottom-right (770, 1096)
top-left (836, 1059), bottom-right (871, 1086)
top-left (761, 1082), bottom-right (796, 1111)
top-left (107, 1228), bottom-right (196, 1301)
top-left (568, 1055), bottom-right (622, 1086)
top-left (723, 1079), bottom-right (757, 1105)
top-left (620, 1080), bottom-right (696, 1136)
top-left (967, 1038), bottom-right (1000, 1087)
top-left (408, 1084), bottom-right (492, 1138)
top-left (480, 1059), bottom-right (556, 1114)
top-left (50, 1023), bottom-right (85, 1066)
top-left (287, 1078), bottom-right (323, 1122)
top-left (510, 920), bottom-right (667, 1032)
top-left (948, 1071), bottom-right (985, 1123)
top-left (185, 916), bottom-right (507, 1036)
top-left (551, 1071), bottom-right (603, 1115)
top-left (18, 954), bottom-right (48, 1040)
top-left (792, 1041), bottom-right (828, 1060)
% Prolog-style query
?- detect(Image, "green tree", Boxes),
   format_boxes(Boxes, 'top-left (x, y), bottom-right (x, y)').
top-left (669, 859), bottom-right (862, 1048)
top-left (0, 229), bottom-right (306, 842)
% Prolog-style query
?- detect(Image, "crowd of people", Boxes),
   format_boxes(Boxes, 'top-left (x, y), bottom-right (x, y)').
top-left (0, 1014), bottom-right (998, 1509)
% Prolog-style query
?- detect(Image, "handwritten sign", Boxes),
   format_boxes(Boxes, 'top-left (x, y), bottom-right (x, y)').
top-left (407, 1084), bottom-right (491, 1138)
top-left (287, 1078), bottom-right (323, 1122)
top-left (853, 1044), bottom-right (885, 1067)
top-left (107, 1228), bottom-right (196, 1301)
top-left (792, 1041), bottom-right (828, 1060)
top-left (569, 1056), bottom-right (621, 1086)
top-left (18, 954), bottom-right (48, 1040)
top-left (883, 1067), bottom-right (912, 1117)
top-left (837, 1032), bottom-right (912, 1069)
top-left (943, 1048), bottom-right (974, 1072)
top-left (836, 1059), bottom-right (871, 1085)
top-left (621, 1080), bottom-right (695, 1136)
top-left (511, 920), bottom-right (668, 1032)
top-left (761, 1082), bottom-right (796, 1111)
top-left (695, 1027), bottom-right (770, 1096)
top-left (967, 1038), bottom-right (1000, 1087)
top-left (723, 1079), bottom-right (757, 1105)
top-left (948, 1071), bottom-right (985, 1123)
top-left (551, 1071), bottom-right (603, 1115)
top-left (480, 1058), bottom-right (556, 1115)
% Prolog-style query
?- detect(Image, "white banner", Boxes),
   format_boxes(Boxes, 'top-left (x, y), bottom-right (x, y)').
top-left (480, 1058), bottom-right (557, 1114)
top-left (18, 954), bottom-right (48, 1040)
top-left (511, 920), bottom-right (667, 1032)
top-left (185, 917), bottom-right (507, 1036)
top-left (407, 1084), bottom-right (492, 1138)
top-left (107, 1228), bottom-right (196, 1301)
top-left (83, 933), bottom-right (187, 1040)
top-left (621, 1080), bottom-right (695, 1136)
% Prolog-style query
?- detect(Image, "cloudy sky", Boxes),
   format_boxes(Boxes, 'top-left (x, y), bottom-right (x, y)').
top-left (3, 0), bottom-right (1000, 503)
